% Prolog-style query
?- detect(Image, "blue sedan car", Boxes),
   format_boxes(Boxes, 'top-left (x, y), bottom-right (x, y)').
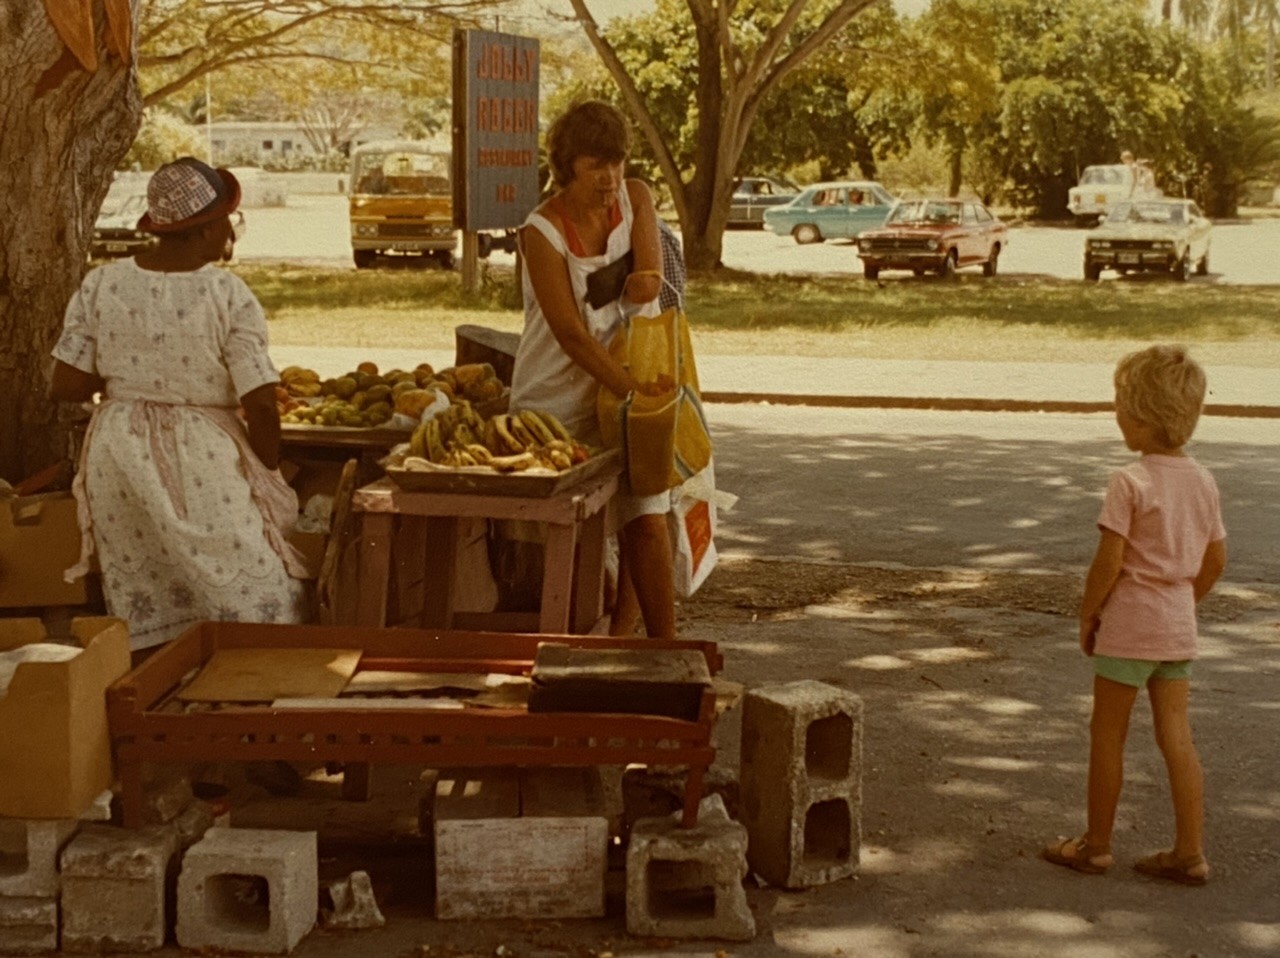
top-left (763, 181), bottom-right (896, 244)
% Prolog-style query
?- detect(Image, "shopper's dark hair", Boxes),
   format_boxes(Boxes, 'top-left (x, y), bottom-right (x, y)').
top-left (547, 100), bottom-right (630, 188)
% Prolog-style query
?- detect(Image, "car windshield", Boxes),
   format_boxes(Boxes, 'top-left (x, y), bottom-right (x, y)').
top-left (99, 192), bottom-right (146, 220)
top-left (887, 201), bottom-right (961, 225)
top-left (1110, 202), bottom-right (1183, 225)
top-left (351, 150), bottom-right (450, 196)
top-left (1081, 166), bottom-right (1126, 186)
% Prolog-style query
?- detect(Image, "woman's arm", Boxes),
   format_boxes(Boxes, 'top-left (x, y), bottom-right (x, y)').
top-left (240, 382), bottom-right (282, 470)
top-left (624, 178), bottom-right (662, 305)
top-left (1079, 528), bottom-right (1126, 654)
top-left (523, 224), bottom-right (643, 399)
top-left (1193, 538), bottom-right (1227, 601)
top-left (49, 360), bottom-right (104, 403)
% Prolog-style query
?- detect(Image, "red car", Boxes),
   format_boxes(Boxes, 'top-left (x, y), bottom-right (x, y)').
top-left (856, 198), bottom-right (1007, 279)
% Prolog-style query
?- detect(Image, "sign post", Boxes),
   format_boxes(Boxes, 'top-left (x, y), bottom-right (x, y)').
top-left (452, 29), bottom-right (541, 293)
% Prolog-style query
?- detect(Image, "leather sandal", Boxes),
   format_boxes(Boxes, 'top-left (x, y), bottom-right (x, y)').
top-left (1134, 850), bottom-right (1210, 886)
top-left (1041, 836), bottom-right (1112, 875)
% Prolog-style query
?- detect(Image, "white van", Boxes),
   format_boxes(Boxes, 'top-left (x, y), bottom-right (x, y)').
top-left (1067, 163), bottom-right (1161, 224)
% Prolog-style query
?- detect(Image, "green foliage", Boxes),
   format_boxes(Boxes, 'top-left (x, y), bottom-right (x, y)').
top-left (122, 109), bottom-right (207, 170)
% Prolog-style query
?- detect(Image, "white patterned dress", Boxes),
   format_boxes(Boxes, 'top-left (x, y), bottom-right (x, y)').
top-left (53, 259), bottom-right (308, 651)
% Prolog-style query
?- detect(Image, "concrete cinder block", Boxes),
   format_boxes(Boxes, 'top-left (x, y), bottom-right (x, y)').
top-left (626, 794), bottom-right (754, 941)
top-left (740, 680), bottom-right (863, 889)
top-left (433, 769), bottom-right (608, 920)
top-left (320, 871), bottom-right (384, 930)
top-left (59, 824), bottom-right (176, 954)
top-left (176, 828), bottom-right (317, 955)
top-left (0, 817), bottom-right (78, 898)
top-left (0, 896), bottom-right (58, 955)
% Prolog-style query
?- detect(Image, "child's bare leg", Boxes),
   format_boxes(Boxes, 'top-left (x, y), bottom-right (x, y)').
top-left (1086, 675), bottom-right (1140, 851)
top-left (1147, 677), bottom-right (1207, 870)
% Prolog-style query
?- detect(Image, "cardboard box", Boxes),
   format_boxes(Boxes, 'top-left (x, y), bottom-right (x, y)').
top-left (0, 492), bottom-right (88, 607)
top-left (0, 617), bottom-right (131, 819)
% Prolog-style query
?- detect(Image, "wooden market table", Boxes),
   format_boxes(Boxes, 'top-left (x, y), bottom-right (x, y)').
top-left (107, 622), bottom-right (722, 828)
top-left (353, 455), bottom-right (621, 635)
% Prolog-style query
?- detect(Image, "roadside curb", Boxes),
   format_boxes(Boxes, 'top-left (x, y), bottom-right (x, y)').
top-left (701, 392), bottom-right (1280, 419)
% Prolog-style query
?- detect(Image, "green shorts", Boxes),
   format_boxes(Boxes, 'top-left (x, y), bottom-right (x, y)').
top-left (1094, 655), bottom-right (1192, 688)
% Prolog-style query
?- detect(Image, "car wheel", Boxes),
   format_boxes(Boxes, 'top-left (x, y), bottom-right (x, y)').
top-left (353, 249), bottom-right (377, 269)
top-left (1084, 261), bottom-right (1102, 282)
top-left (433, 251), bottom-right (456, 270)
top-left (863, 263), bottom-right (879, 280)
top-left (912, 268), bottom-right (926, 277)
top-left (1196, 249), bottom-right (1209, 276)
top-left (982, 245), bottom-right (1000, 277)
top-left (793, 224), bottom-right (823, 245)
top-left (1172, 253), bottom-right (1191, 282)
top-left (938, 250), bottom-right (957, 278)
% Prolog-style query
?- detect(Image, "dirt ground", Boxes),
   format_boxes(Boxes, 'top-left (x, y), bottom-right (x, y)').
top-left (136, 555), bottom-right (1279, 958)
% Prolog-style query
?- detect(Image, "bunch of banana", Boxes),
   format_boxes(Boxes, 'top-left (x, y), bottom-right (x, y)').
top-left (481, 411), bottom-right (590, 472)
top-left (280, 366), bottom-right (322, 398)
top-left (408, 417), bottom-right (448, 462)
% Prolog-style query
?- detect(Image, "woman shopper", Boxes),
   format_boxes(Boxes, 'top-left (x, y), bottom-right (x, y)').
top-left (50, 157), bottom-right (308, 655)
top-left (510, 100), bottom-right (676, 638)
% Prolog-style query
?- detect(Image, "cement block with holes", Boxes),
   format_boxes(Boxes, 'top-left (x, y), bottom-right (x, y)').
top-left (59, 824), bottom-right (176, 953)
top-left (626, 794), bottom-right (754, 941)
top-left (0, 817), bottom-right (78, 898)
top-left (0, 896), bottom-right (57, 955)
top-left (433, 768), bottom-right (608, 920)
top-left (176, 828), bottom-right (317, 955)
top-left (740, 680), bottom-right (863, 889)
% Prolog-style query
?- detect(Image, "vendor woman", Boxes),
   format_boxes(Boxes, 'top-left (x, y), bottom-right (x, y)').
top-left (510, 100), bottom-right (675, 638)
top-left (50, 157), bottom-right (308, 653)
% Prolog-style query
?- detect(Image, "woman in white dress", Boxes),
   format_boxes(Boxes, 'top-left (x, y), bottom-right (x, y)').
top-left (50, 158), bottom-right (307, 653)
top-left (510, 101), bottom-right (676, 638)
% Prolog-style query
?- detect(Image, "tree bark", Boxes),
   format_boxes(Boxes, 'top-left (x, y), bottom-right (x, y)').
top-left (0, 1), bottom-right (142, 482)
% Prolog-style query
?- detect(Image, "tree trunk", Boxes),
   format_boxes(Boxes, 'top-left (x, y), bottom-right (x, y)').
top-left (0, 2), bottom-right (141, 482)
top-left (948, 147), bottom-right (963, 197)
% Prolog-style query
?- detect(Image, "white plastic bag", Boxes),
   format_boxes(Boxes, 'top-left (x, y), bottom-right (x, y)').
top-left (669, 460), bottom-right (735, 597)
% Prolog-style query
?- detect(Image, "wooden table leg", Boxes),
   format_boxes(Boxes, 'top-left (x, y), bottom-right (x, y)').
top-left (356, 513), bottom-right (394, 627)
top-left (681, 762), bottom-right (706, 828)
top-left (393, 516), bottom-right (430, 626)
top-left (420, 516), bottom-right (459, 628)
top-left (540, 521), bottom-right (579, 634)
top-left (572, 507), bottom-right (608, 634)
top-left (119, 758), bottom-right (146, 829)
top-left (341, 762), bottom-right (372, 802)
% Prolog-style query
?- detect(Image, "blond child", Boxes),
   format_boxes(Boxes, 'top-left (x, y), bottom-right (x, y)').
top-left (1043, 345), bottom-right (1226, 885)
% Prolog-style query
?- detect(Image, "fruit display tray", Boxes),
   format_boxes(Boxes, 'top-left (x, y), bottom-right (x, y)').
top-left (107, 622), bottom-right (722, 828)
top-left (383, 448), bottom-right (621, 497)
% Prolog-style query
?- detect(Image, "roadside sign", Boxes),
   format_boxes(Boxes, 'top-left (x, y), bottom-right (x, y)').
top-left (452, 28), bottom-right (540, 232)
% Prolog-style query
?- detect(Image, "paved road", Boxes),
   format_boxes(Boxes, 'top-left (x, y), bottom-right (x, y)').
top-left (237, 194), bottom-right (1280, 284)
top-left (707, 403), bottom-right (1278, 584)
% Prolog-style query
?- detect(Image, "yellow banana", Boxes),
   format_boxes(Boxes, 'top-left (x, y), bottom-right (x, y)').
top-left (519, 410), bottom-right (556, 447)
top-left (507, 414), bottom-right (537, 450)
top-left (538, 410), bottom-right (573, 443)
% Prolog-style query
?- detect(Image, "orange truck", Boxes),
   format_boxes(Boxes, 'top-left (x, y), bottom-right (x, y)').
top-left (348, 140), bottom-right (457, 269)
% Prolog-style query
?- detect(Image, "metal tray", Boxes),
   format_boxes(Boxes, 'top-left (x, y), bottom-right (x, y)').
top-left (383, 448), bottom-right (621, 497)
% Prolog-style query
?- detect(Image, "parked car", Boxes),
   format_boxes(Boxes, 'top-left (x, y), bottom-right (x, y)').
top-left (90, 193), bottom-right (156, 259)
top-left (763, 180), bottom-right (895, 244)
top-left (91, 195), bottom-right (246, 262)
top-left (1082, 199), bottom-right (1210, 282)
top-left (1067, 163), bottom-right (1161, 225)
top-left (728, 176), bottom-right (799, 227)
top-left (856, 198), bottom-right (1007, 279)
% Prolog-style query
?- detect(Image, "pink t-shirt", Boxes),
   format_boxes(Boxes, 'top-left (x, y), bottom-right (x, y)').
top-left (1095, 454), bottom-right (1226, 661)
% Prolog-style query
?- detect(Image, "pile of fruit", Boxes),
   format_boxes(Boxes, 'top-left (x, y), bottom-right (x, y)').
top-left (405, 407), bottom-right (591, 474)
top-left (277, 362), bottom-right (505, 429)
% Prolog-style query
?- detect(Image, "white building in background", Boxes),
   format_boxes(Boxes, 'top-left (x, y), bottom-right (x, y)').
top-left (206, 121), bottom-right (400, 165)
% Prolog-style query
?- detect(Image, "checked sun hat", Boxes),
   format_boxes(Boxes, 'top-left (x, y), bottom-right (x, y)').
top-left (137, 157), bottom-right (241, 234)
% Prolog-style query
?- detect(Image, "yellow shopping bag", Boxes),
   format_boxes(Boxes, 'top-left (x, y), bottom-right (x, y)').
top-left (598, 306), bottom-right (712, 496)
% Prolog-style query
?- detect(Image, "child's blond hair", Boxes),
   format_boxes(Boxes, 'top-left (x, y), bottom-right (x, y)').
top-left (1113, 344), bottom-right (1207, 448)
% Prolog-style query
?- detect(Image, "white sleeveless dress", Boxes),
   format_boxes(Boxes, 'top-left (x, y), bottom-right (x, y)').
top-left (510, 184), bottom-right (669, 522)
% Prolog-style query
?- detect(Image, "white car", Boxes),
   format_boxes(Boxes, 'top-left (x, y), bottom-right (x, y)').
top-left (1067, 164), bottom-right (1161, 225)
top-left (1083, 199), bottom-right (1211, 282)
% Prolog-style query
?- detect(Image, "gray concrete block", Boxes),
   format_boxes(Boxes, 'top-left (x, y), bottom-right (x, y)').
top-left (59, 824), bottom-right (176, 954)
top-left (320, 871), bottom-right (384, 930)
top-left (740, 680), bottom-right (863, 889)
top-left (433, 769), bottom-right (607, 920)
top-left (626, 795), bottom-right (754, 941)
top-left (0, 897), bottom-right (57, 955)
top-left (176, 828), bottom-right (317, 955)
top-left (0, 817), bottom-right (78, 898)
